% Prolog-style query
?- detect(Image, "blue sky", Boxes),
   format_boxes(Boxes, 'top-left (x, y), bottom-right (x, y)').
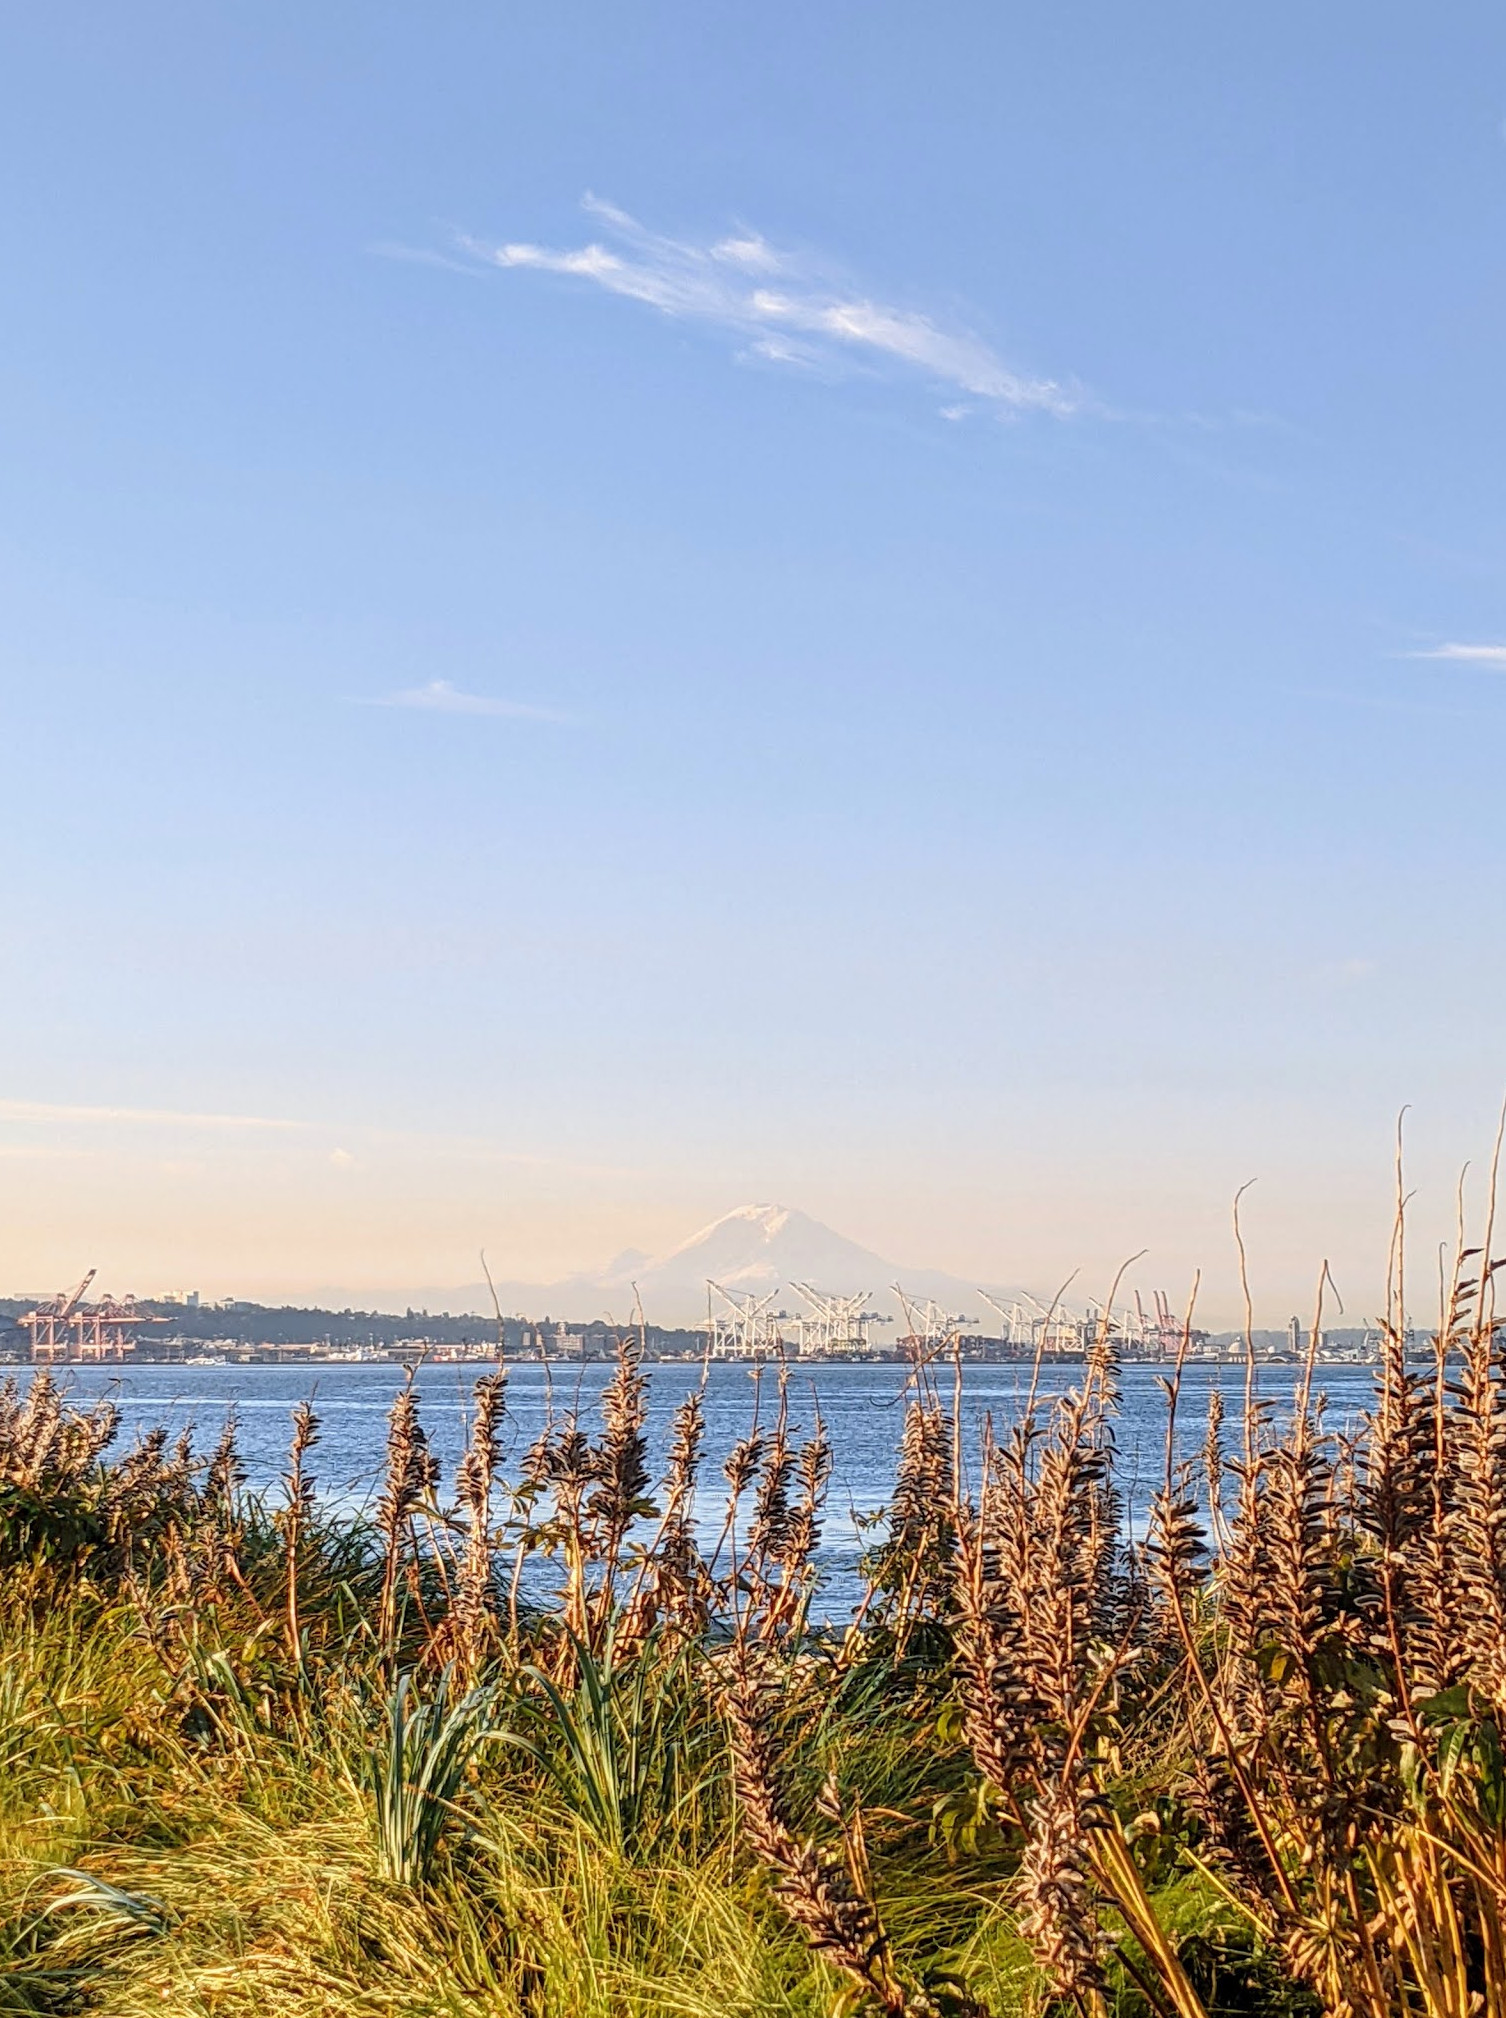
top-left (4, 4), bottom-right (1506, 1317)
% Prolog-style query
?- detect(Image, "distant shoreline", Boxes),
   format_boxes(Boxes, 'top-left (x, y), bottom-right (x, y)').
top-left (7, 1346), bottom-right (1391, 1371)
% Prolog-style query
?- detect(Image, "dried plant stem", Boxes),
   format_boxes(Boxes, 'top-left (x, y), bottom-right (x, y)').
top-left (377, 1372), bottom-right (439, 1660)
top-left (280, 1401), bottom-right (319, 1670)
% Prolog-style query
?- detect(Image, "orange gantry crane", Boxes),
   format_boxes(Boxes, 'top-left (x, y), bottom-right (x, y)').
top-left (20, 1271), bottom-right (169, 1362)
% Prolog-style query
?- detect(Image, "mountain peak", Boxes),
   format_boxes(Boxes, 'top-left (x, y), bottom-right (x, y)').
top-left (605, 1203), bottom-right (895, 1314)
top-left (649, 1203), bottom-right (832, 1272)
top-left (386, 1202), bottom-right (1038, 1329)
top-left (693, 1202), bottom-right (794, 1241)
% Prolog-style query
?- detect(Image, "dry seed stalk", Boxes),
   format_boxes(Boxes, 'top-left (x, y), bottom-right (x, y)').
top-left (377, 1373), bottom-right (439, 1656)
top-left (723, 1649), bottom-right (974, 2017)
top-left (452, 1369), bottom-right (507, 1681)
top-left (279, 1401), bottom-right (319, 1667)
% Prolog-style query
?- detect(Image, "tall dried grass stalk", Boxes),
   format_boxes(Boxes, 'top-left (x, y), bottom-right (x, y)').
top-left (377, 1373), bottom-right (440, 1656)
top-left (723, 1647), bottom-right (975, 2017)
top-left (278, 1401), bottom-right (319, 1667)
top-left (452, 1369), bottom-right (507, 1682)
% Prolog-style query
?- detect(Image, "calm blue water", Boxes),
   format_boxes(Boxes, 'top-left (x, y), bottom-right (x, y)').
top-left (17, 1359), bottom-right (1380, 1614)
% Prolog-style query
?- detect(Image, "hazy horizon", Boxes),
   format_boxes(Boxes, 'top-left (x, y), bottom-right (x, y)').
top-left (5, 7), bottom-right (1505, 1330)
top-left (0, 1175), bottom-right (1489, 1336)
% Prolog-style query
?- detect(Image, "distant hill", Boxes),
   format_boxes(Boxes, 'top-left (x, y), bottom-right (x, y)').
top-left (318, 1203), bottom-right (1041, 1329)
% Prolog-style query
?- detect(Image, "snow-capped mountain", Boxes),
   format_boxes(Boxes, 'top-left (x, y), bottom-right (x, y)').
top-left (605, 1203), bottom-right (896, 1304)
top-left (370, 1204), bottom-right (1035, 1328)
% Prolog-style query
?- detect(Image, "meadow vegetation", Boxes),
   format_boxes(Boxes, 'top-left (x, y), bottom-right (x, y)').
top-left (5, 1206), bottom-right (1506, 2018)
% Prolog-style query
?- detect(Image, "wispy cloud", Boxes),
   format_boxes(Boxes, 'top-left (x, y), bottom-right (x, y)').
top-left (1408, 643), bottom-right (1506, 668)
top-left (459, 198), bottom-right (1075, 419)
top-left (0, 1098), bottom-right (299, 1132)
top-left (364, 679), bottom-right (575, 723)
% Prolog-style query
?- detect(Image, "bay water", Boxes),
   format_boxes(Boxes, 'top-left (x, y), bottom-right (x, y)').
top-left (17, 1358), bottom-right (1380, 1617)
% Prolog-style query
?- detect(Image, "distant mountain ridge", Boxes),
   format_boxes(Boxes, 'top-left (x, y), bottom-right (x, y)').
top-left (320, 1203), bottom-right (1040, 1328)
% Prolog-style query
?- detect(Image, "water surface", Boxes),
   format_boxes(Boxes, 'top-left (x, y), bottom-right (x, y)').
top-left (19, 1358), bottom-right (1380, 1615)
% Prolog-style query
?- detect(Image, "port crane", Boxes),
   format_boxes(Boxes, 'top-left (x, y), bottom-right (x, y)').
top-left (790, 1283), bottom-right (889, 1358)
top-left (20, 1270), bottom-right (96, 1359)
top-left (704, 1282), bottom-right (786, 1360)
top-left (892, 1285), bottom-right (976, 1357)
top-left (978, 1288), bottom-right (1061, 1352)
top-left (20, 1270), bottom-right (168, 1362)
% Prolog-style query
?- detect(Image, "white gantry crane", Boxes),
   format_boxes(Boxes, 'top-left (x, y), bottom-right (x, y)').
top-left (704, 1281), bottom-right (786, 1360)
top-left (789, 1283), bottom-right (890, 1359)
top-left (892, 1284), bottom-right (977, 1356)
top-left (978, 1287), bottom-right (1082, 1354)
